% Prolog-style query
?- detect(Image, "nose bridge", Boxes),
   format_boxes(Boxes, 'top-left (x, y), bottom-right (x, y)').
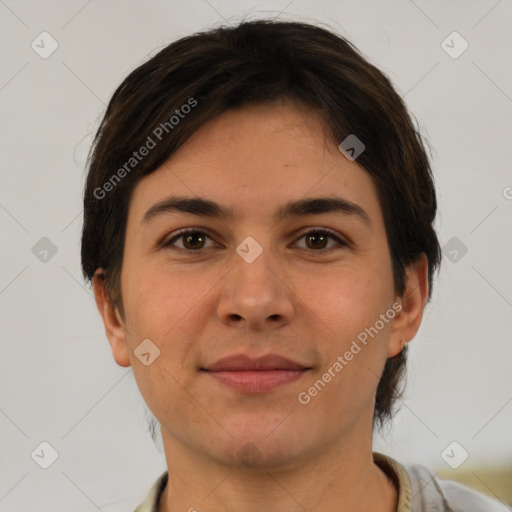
top-left (217, 235), bottom-right (294, 328)
top-left (233, 236), bottom-right (281, 303)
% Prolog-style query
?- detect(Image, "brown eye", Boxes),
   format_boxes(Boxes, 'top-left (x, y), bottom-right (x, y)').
top-left (182, 232), bottom-right (207, 250)
top-left (305, 232), bottom-right (329, 249)
top-left (164, 230), bottom-right (215, 251)
top-left (295, 229), bottom-right (346, 251)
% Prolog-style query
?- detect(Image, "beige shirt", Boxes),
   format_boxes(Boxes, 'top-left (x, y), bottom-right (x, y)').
top-left (128, 453), bottom-right (508, 512)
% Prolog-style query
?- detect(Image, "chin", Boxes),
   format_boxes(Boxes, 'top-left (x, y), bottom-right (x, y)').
top-left (212, 423), bottom-right (310, 471)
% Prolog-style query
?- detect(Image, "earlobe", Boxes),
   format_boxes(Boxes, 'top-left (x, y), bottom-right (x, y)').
top-left (387, 253), bottom-right (429, 357)
top-left (92, 269), bottom-right (131, 367)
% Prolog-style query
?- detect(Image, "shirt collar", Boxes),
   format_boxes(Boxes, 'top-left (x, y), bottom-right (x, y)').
top-left (135, 453), bottom-right (413, 512)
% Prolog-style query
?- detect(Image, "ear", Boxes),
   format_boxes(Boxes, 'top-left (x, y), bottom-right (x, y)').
top-left (92, 268), bottom-right (131, 367)
top-left (387, 253), bottom-right (429, 357)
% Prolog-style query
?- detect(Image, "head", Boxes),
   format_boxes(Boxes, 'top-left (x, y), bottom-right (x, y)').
top-left (82, 19), bottom-right (441, 464)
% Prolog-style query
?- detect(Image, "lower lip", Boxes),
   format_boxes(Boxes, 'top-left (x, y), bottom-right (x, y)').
top-left (204, 369), bottom-right (309, 393)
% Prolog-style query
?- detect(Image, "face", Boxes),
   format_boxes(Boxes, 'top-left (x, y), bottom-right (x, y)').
top-left (98, 100), bottom-right (420, 470)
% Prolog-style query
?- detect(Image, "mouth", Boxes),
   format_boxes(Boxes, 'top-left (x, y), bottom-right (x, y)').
top-left (201, 353), bottom-right (312, 393)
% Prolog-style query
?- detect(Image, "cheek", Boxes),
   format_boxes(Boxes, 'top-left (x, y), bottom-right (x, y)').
top-left (121, 266), bottom-right (211, 418)
top-left (121, 261), bottom-right (227, 379)
top-left (305, 267), bottom-right (389, 334)
top-left (304, 268), bottom-right (393, 388)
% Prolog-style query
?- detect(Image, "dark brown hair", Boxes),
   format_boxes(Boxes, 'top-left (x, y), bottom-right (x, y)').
top-left (81, 18), bottom-right (441, 427)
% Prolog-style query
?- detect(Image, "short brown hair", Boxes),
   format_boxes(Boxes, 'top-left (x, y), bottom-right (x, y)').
top-left (81, 19), bottom-right (442, 427)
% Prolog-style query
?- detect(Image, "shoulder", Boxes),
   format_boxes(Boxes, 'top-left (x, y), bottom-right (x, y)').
top-left (437, 478), bottom-right (510, 512)
top-left (98, 471), bottom-right (168, 512)
top-left (405, 463), bottom-right (511, 512)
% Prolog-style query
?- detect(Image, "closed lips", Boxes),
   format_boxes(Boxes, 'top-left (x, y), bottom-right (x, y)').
top-left (202, 354), bottom-right (311, 372)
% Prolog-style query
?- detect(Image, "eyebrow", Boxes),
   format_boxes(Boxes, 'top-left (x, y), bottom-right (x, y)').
top-left (141, 195), bottom-right (372, 228)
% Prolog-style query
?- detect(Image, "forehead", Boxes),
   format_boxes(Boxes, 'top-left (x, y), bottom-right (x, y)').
top-left (127, 101), bottom-right (383, 227)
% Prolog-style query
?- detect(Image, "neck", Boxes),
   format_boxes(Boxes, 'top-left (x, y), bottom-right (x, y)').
top-left (158, 431), bottom-right (397, 512)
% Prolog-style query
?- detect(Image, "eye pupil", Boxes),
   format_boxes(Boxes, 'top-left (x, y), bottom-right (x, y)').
top-left (183, 232), bottom-right (205, 250)
top-left (306, 232), bottom-right (328, 250)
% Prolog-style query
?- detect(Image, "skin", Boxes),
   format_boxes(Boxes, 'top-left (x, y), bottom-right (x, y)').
top-left (93, 99), bottom-right (428, 512)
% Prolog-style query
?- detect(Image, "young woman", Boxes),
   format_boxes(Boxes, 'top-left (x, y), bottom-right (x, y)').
top-left (82, 19), bottom-right (508, 512)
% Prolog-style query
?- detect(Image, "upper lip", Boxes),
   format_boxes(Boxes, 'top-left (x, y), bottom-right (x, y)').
top-left (202, 354), bottom-right (310, 372)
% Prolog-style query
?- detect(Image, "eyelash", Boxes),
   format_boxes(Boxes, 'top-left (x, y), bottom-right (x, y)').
top-left (162, 228), bottom-right (347, 253)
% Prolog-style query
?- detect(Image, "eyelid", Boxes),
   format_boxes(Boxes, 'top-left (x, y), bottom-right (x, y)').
top-left (160, 227), bottom-right (218, 250)
top-left (293, 226), bottom-right (347, 243)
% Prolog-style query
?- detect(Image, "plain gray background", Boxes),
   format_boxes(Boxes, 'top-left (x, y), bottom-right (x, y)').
top-left (1, 0), bottom-right (511, 510)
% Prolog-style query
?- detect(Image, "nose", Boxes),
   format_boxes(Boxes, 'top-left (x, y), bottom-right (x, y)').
top-left (216, 243), bottom-right (295, 331)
